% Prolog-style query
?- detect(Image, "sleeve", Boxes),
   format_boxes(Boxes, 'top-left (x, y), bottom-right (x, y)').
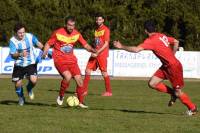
top-left (167, 37), bottom-right (175, 45)
top-left (9, 41), bottom-right (17, 54)
top-left (47, 31), bottom-right (57, 46)
top-left (139, 38), bottom-right (154, 50)
top-left (104, 28), bottom-right (110, 42)
top-left (78, 33), bottom-right (87, 47)
top-left (32, 35), bottom-right (39, 46)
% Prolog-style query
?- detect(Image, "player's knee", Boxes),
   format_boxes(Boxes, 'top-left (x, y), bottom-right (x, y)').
top-left (101, 71), bottom-right (108, 77)
top-left (85, 69), bottom-right (91, 75)
top-left (148, 81), bottom-right (156, 89)
top-left (15, 81), bottom-right (22, 88)
top-left (175, 89), bottom-right (182, 97)
top-left (77, 79), bottom-right (83, 87)
top-left (30, 79), bottom-right (37, 85)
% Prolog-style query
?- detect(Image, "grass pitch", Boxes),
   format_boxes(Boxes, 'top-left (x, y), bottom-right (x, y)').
top-left (0, 78), bottom-right (199, 133)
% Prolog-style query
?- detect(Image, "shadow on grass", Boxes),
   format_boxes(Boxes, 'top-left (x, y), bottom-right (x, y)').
top-left (48, 89), bottom-right (99, 96)
top-left (0, 100), bottom-right (57, 107)
top-left (89, 107), bottom-right (179, 115)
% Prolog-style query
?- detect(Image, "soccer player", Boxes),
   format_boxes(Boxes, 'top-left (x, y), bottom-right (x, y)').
top-left (113, 20), bottom-right (197, 115)
top-left (42, 16), bottom-right (95, 108)
top-left (9, 23), bottom-right (44, 106)
top-left (83, 14), bottom-right (112, 96)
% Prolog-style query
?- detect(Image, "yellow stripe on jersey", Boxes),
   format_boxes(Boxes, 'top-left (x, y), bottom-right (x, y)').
top-left (95, 30), bottom-right (105, 37)
top-left (56, 34), bottom-right (80, 44)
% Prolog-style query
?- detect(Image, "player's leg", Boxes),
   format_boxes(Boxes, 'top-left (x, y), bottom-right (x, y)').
top-left (26, 64), bottom-right (38, 100)
top-left (149, 68), bottom-right (174, 94)
top-left (74, 74), bottom-right (88, 108)
top-left (54, 62), bottom-right (72, 105)
top-left (148, 76), bottom-right (174, 94)
top-left (71, 63), bottom-right (88, 108)
top-left (149, 68), bottom-right (176, 106)
top-left (12, 65), bottom-right (25, 106)
top-left (98, 57), bottom-right (112, 96)
top-left (83, 57), bottom-right (97, 95)
top-left (169, 63), bottom-right (197, 115)
top-left (57, 70), bottom-right (72, 105)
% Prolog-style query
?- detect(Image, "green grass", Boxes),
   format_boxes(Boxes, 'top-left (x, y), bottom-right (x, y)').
top-left (0, 78), bottom-right (200, 133)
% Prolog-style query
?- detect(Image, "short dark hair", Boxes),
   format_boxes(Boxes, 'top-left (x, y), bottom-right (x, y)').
top-left (14, 23), bottom-right (26, 33)
top-left (65, 16), bottom-right (76, 23)
top-left (95, 13), bottom-right (104, 19)
top-left (144, 20), bottom-right (156, 33)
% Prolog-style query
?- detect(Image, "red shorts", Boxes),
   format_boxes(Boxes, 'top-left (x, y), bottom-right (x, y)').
top-left (154, 62), bottom-right (184, 89)
top-left (54, 62), bottom-right (81, 76)
top-left (86, 56), bottom-right (107, 72)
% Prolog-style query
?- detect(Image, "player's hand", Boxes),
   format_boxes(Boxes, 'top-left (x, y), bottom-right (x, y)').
top-left (20, 50), bottom-right (28, 57)
top-left (91, 53), bottom-right (98, 58)
top-left (42, 53), bottom-right (47, 59)
top-left (113, 40), bottom-right (123, 49)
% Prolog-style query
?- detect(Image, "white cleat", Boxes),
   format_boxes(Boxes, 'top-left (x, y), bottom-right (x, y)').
top-left (78, 103), bottom-right (88, 108)
top-left (18, 97), bottom-right (25, 106)
top-left (57, 96), bottom-right (64, 106)
top-left (28, 91), bottom-right (34, 100)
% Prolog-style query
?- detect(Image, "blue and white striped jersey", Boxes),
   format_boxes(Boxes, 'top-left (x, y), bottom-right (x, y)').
top-left (9, 33), bottom-right (39, 67)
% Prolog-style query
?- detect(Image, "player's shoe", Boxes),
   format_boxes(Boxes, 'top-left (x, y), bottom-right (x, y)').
top-left (56, 96), bottom-right (64, 106)
top-left (18, 96), bottom-right (25, 106)
top-left (168, 94), bottom-right (177, 107)
top-left (186, 106), bottom-right (198, 116)
top-left (28, 90), bottom-right (34, 100)
top-left (78, 103), bottom-right (88, 108)
top-left (102, 92), bottom-right (112, 97)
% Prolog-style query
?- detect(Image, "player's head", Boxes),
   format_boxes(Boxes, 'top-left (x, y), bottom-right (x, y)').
top-left (65, 16), bottom-right (76, 33)
top-left (95, 13), bottom-right (104, 27)
top-left (14, 23), bottom-right (26, 40)
top-left (144, 20), bottom-right (156, 34)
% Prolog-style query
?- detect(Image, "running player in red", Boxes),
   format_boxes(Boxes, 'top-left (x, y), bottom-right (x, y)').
top-left (113, 20), bottom-right (197, 115)
top-left (83, 14), bottom-right (112, 96)
top-left (42, 16), bottom-right (95, 108)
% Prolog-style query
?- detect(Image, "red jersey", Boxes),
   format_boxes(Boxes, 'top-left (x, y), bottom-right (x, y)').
top-left (139, 33), bottom-right (180, 66)
top-left (47, 28), bottom-right (87, 64)
top-left (94, 24), bottom-right (110, 57)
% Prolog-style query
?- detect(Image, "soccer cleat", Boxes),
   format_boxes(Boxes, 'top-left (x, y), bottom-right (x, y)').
top-left (186, 106), bottom-right (198, 116)
top-left (78, 103), bottom-right (88, 108)
top-left (18, 96), bottom-right (25, 106)
top-left (168, 94), bottom-right (177, 107)
top-left (56, 96), bottom-right (64, 106)
top-left (101, 92), bottom-right (112, 97)
top-left (28, 90), bottom-right (34, 100)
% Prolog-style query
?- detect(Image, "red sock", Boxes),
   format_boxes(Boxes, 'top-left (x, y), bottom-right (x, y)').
top-left (59, 79), bottom-right (69, 97)
top-left (83, 75), bottom-right (90, 92)
top-left (179, 93), bottom-right (196, 110)
top-left (104, 76), bottom-right (112, 93)
top-left (76, 86), bottom-right (85, 103)
top-left (154, 83), bottom-right (174, 95)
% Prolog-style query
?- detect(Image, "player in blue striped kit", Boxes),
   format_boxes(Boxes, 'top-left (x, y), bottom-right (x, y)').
top-left (9, 23), bottom-right (44, 106)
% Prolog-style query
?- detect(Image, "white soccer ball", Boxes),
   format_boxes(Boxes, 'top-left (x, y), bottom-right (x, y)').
top-left (66, 96), bottom-right (79, 107)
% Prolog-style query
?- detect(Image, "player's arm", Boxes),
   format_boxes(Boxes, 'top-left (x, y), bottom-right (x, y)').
top-left (172, 39), bottom-right (179, 54)
top-left (113, 40), bottom-right (144, 53)
top-left (32, 35), bottom-right (44, 50)
top-left (36, 41), bottom-right (44, 50)
top-left (42, 42), bottom-right (51, 58)
top-left (83, 43), bottom-right (96, 53)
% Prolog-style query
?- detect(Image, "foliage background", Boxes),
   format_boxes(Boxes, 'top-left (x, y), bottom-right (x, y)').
top-left (0, 0), bottom-right (200, 50)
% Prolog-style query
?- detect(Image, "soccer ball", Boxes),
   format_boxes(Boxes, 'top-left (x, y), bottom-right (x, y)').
top-left (66, 96), bottom-right (79, 107)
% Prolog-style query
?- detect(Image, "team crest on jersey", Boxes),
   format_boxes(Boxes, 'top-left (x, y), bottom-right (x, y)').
top-left (56, 34), bottom-right (79, 44)
top-left (95, 30), bottom-right (105, 37)
top-left (60, 44), bottom-right (73, 53)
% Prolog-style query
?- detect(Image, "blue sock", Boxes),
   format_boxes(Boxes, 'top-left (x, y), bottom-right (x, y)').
top-left (27, 82), bottom-right (33, 92)
top-left (15, 87), bottom-right (24, 97)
